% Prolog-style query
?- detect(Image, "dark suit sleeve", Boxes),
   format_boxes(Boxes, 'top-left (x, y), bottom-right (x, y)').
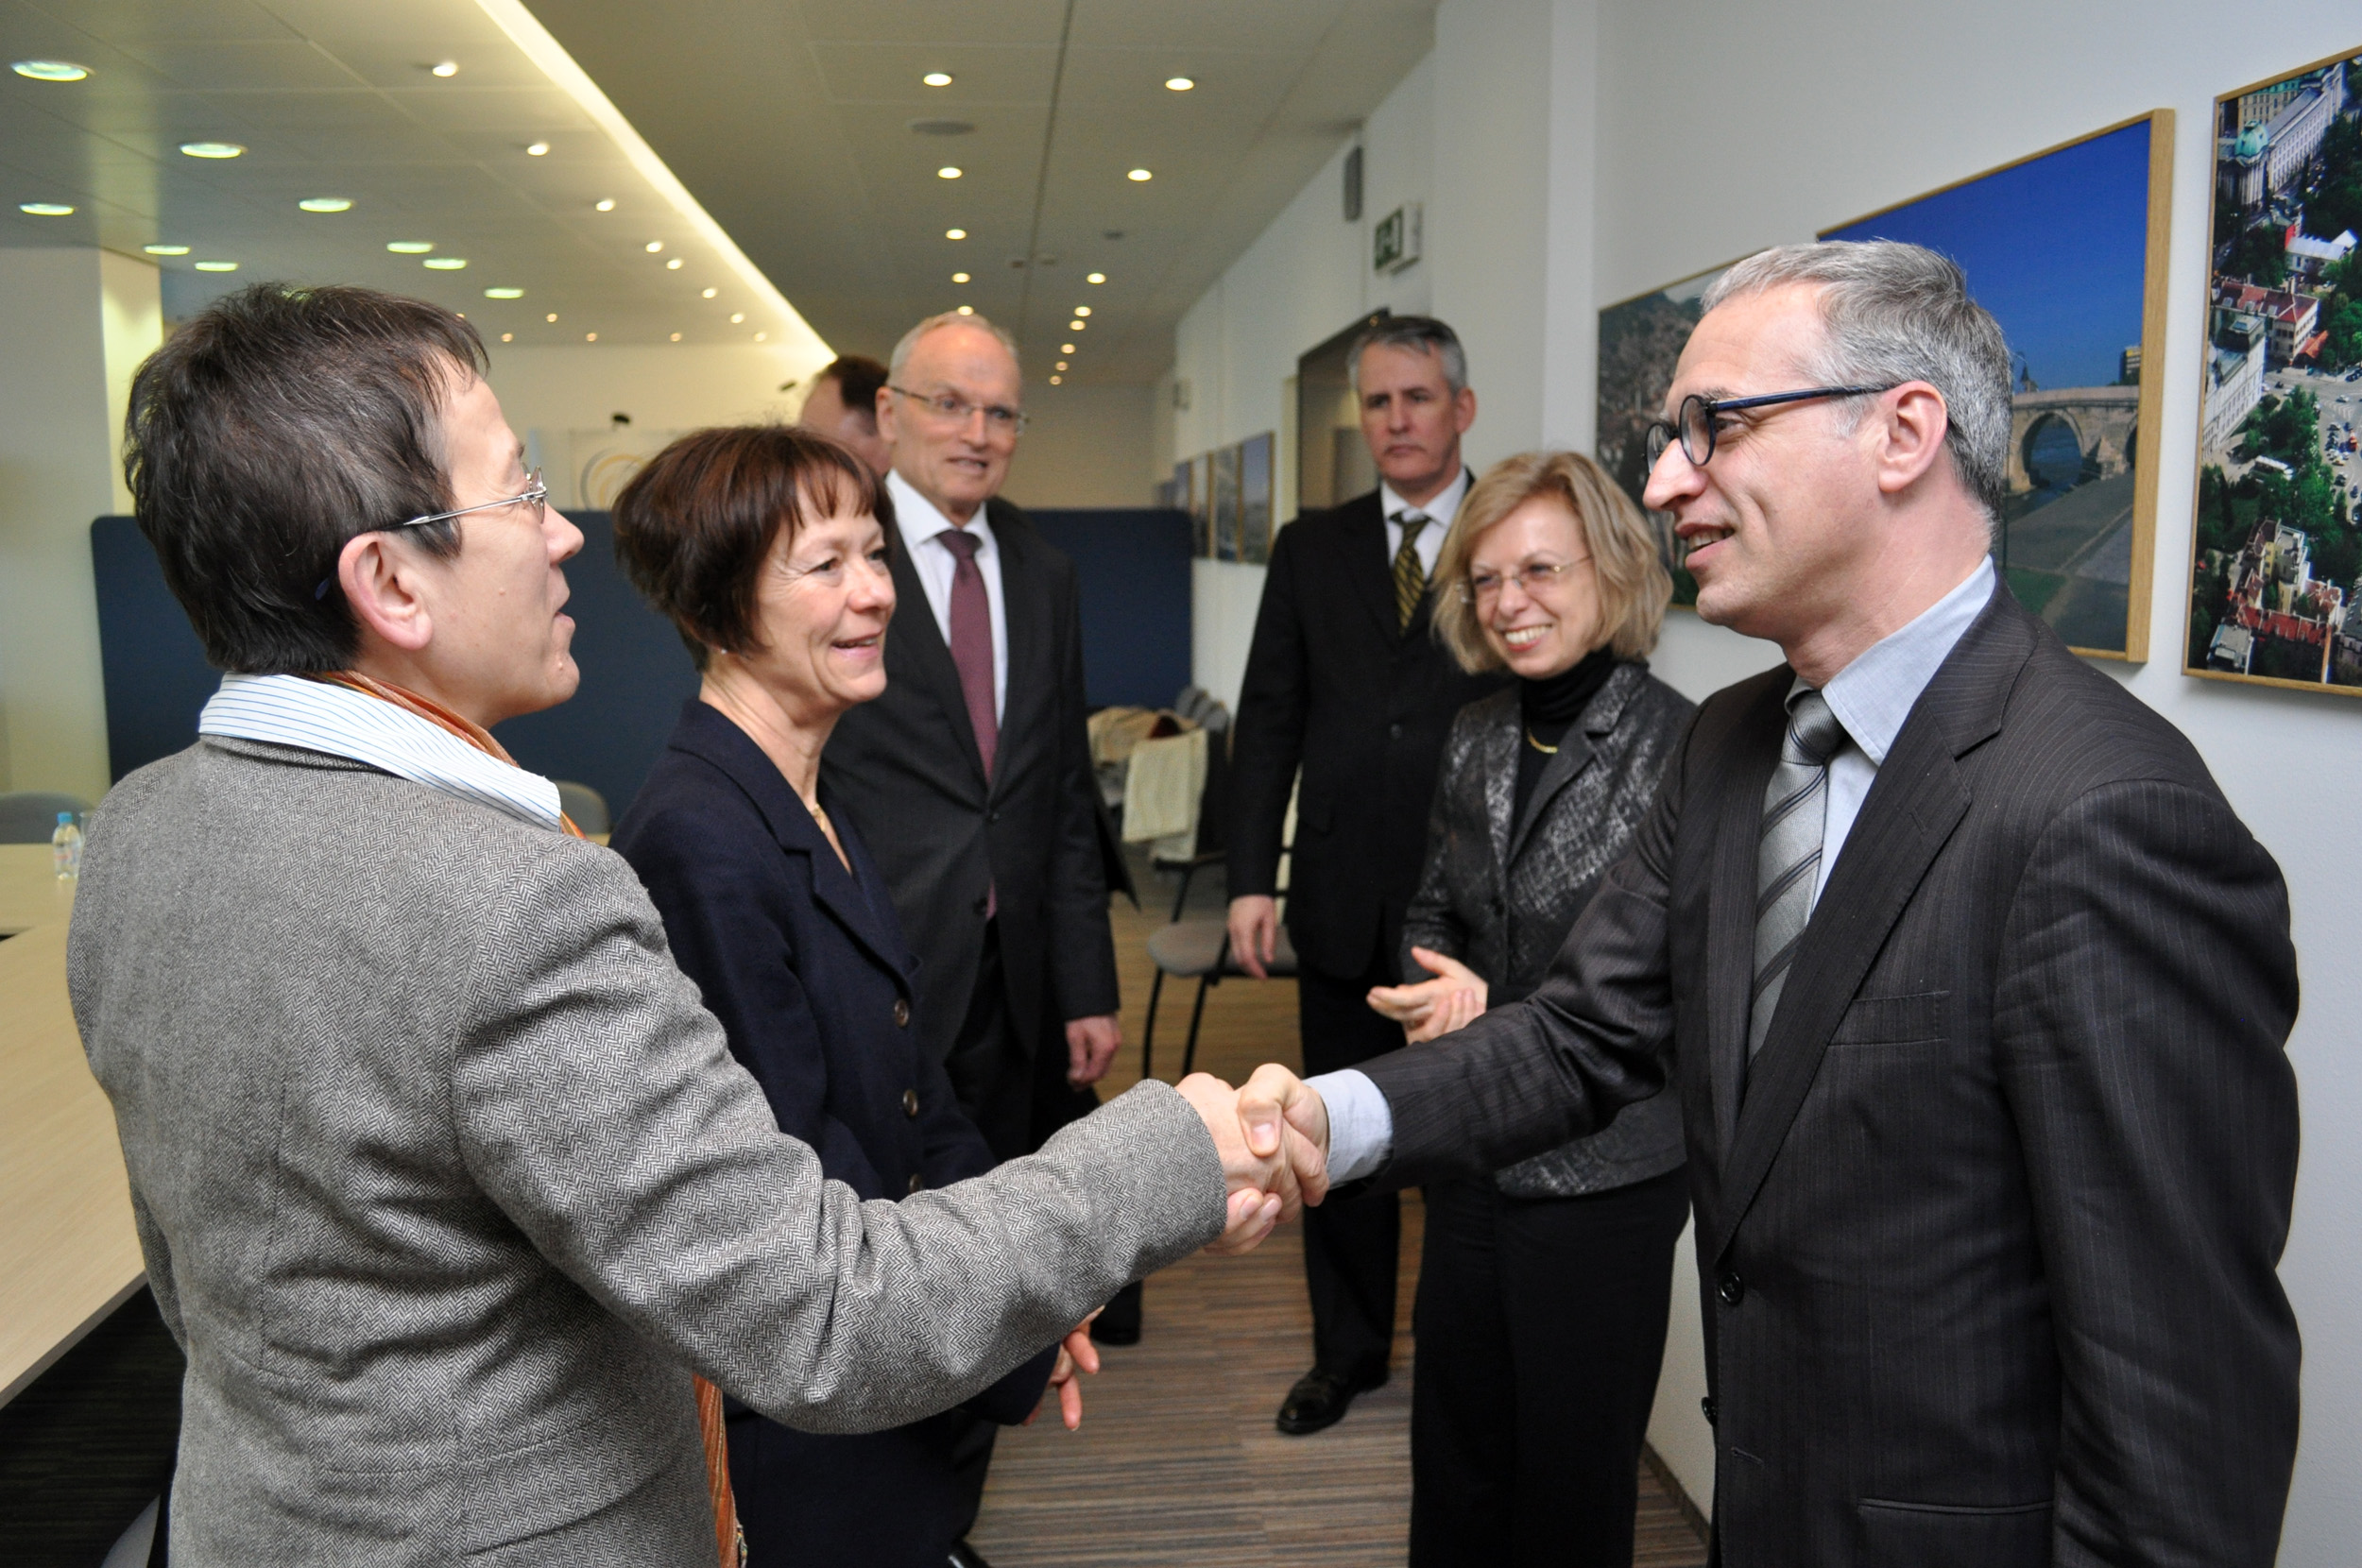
top-left (629, 828), bottom-right (889, 1201)
top-left (1227, 520), bottom-right (1308, 900)
top-left (1991, 780), bottom-right (2300, 1567)
top-left (1359, 717), bottom-right (1682, 1182)
top-left (1044, 563), bottom-right (1121, 1023)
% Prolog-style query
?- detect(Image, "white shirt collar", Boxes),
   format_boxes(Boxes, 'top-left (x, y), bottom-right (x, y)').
top-left (1379, 462), bottom-right (1471, 527)
top-left (197, 673), bottom-right (564, 833)
top-left (1810, 557), bottom-right (1997, 766)
top-left (886, 468), bottom-right (993, 551)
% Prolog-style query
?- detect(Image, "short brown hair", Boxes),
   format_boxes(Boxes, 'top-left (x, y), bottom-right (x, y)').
top-left (1430, 450), bottom-right (1671, 673)
top-left (612, 425), bottom-right (890, 670)
top-left (816, 354), bottom-right (889, 429)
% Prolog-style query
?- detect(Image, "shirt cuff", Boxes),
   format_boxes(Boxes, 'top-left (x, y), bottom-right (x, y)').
top-left (1307, 1068), bottom-right (1393, 1184)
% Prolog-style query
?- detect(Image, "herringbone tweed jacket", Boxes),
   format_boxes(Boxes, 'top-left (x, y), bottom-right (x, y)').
top-left (70, 735), bottom-right (1224, 1567)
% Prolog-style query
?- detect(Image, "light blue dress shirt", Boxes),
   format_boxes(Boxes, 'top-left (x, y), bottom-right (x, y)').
top-left (1312, 557), bottom-right (1998, 1183)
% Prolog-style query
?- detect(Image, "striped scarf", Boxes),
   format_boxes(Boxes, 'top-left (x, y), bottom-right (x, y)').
top-left (311, 672), bottom-right (745, 1568)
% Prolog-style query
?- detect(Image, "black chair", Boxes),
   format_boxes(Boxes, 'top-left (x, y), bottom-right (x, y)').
top-left (554, 780), bottom-right (610, 837)
top-left (0, 791), bottom-right (89, 844)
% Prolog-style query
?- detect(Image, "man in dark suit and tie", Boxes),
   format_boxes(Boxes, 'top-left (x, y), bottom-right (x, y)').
top-left (822, 311), bottom-right (1128, 1568)
top-left (1235, 242), bottom-right (2302, 1565)
top-left (1226, 315), bottom-right (1508, 1434)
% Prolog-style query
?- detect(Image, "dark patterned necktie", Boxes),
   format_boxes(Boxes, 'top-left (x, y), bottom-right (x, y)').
top-left (1748, 688), bottom-right (1847, 1060)
top-left (939, 529), bottom-right (998, 779)
top-left (1391, 511), bottom-right (1430, 630)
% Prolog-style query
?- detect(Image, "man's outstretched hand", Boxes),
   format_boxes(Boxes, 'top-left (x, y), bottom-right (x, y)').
top-left (1176, 1070), bottom-right (1330, 1254)
top-left (1237, 1063), bottom-right (1329, 1191)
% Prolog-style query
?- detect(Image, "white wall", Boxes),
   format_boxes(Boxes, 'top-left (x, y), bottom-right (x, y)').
top-left (0, 249), bottom-right (160, 801)
top-left (1003, 382), bottom-right (1160, 508)
top-left (1173, 1), bottom-right (2362, 1554)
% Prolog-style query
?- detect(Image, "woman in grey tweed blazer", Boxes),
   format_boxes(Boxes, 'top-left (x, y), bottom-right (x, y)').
top-left (1368, 452), bottom-right (1692, 1568)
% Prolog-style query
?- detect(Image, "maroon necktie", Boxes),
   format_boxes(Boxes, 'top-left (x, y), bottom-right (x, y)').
top-left (938, 528), bottom-right (999, 778)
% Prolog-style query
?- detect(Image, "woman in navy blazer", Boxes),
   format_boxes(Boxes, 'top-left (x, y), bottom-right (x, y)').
top-left (609, 426), bottom-right (1088, 1568)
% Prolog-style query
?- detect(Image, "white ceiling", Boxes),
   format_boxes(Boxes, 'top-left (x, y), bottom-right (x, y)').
top-left (487, 0), bottom-right (1436, 382)
top-left (0, 0), bottom-right (829, 353)
top-left (0, 0), bottom-right (1434, 380)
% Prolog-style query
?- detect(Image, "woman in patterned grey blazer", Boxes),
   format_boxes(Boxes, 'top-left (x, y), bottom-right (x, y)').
top-left (1367, 451), bottom-right (1693, 1568)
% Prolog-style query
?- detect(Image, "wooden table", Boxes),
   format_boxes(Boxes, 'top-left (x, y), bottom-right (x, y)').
top-left (0, 844), bottom-right (145, 1406)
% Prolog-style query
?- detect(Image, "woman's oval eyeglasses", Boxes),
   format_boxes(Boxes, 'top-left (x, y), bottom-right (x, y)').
top-left (1643, 385), bottom-right (1895, 470)
top-left (1456, 556), bottom-right (1590, 605)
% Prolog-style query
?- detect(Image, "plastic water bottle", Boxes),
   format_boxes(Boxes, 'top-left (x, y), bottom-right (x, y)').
top-left (52, 811), bottom-right (82, 880)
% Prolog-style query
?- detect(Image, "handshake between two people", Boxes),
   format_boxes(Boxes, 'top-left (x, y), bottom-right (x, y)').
top-left (1174, 1065), bottom-right (1333, 1255)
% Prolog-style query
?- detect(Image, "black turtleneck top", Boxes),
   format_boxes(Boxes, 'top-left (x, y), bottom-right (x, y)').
top-left (1514, 645), bottom-right (1617, 819)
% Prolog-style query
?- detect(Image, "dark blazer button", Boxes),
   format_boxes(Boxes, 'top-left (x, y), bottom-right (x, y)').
top-left (893, 997), bottom-right (911, 1027)
top-left (1701, 1395), bottom-right (1718, 1426)
top-left (1388, 721), bottom-right (1404, 740)
top-left (1718, 1270), bottom-right (1745, 1306)
top-left (988, 809), bottom-right (1001, 823)
top-left (902, 1088), bottom-right (919, 1117)
top-left (908, 1173), bottom-right (925, 1194)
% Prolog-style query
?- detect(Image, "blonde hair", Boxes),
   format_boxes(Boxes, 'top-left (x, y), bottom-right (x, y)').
top-left (1430, 450), bottom-right (1671, 674)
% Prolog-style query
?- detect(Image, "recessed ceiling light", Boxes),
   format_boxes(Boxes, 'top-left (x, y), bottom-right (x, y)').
top-left (585, 332), bottom-right (597, 341)
top-left (1087, 272), bottom-right (1106, 283)
top-left (1073, 305), bottom-right (1091, 316)
top-left (525, 142), bottom-right (550, 157)
top-left (430, 60), bottom-right (459, 77)
top-left (937, 166), bottom-right (962, 179)
top-left (484, 287), bottom-right (523, 298)
top-left (144, 244), bottom-right (190, 256)
top-left (956, 305), bottom-right (974, 315)
top-left (644, 240), bottom-right (662, 253)
top-left (666, 257), bottom-right (682, 269)
top-left (423, 256), bottom-right (467, 270)
top-left (729, 312), bottom-right (745, 324)
top-left (545, 313), bottom-right (557, 322)
top-left (194, 261), bottom-right (238, 272)
top-left (670, 332), bottom-right (682, 342)
top-left (1126, 167), bottom-right (1152, 181)
top-left (754, 332), bottom-right (767, 341)
top-left (946, 228), bottom-right (967, 240)
top-left (501, 332), bottom-right (513, 342)
top-left (180, 141), bottom-right (246, 160)
top-left (701, 287), bottom-right (718, 298)
top-left (594, 197), bottom-right (616, 213)
top-left (1165, 77), bottom-right (1195, 92)
top-left (1068, 319), bottom-right (1085, 331)
top-left (1049, 375), bottom-right (1061, 384)
top-left (387, 240), bottom-right (434, 254)
top-left (18, 202), bottom-right (74, 216)
top-left (951, 271), bottom-right (970, 283)
top-left (1061, 343), bottom-right (1075, 353)
top-left (298, 196), bottom-right (351, 213)
top-left (13, 60), bottom-right (91, 82)
top-left (1055, 361), bottom-right (1069, 370)
top-left (922, 72), bottom-right (952, 87)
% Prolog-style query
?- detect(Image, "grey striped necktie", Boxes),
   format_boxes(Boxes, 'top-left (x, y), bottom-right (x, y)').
top-left (1749, 688), bottom-right (1847, 1060)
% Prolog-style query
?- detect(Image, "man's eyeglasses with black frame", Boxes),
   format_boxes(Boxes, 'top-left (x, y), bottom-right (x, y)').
top-left (1643, 386), bottom-right (1896, 470)
top-left (887, 383), bottom-right (1030, 436)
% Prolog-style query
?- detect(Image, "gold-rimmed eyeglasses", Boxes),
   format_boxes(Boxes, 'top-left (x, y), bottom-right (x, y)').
top-left (1458, 556), bottom-right (1590, 605)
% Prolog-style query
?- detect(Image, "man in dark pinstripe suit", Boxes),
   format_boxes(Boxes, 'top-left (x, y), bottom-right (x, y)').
top-left (1238, 241), bottom-right (2302, 1567)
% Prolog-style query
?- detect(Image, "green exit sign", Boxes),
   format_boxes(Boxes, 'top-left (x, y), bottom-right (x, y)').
top-left (1373, 202), bottom-right (1422, 275)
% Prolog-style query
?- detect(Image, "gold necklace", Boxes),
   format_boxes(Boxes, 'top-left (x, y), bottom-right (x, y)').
top-left (1525, 726), bottom-right (1558, 755)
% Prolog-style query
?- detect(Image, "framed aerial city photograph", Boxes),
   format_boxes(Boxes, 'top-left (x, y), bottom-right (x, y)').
top-left (1596, 258), bottom-right (1740, 609)
top-left (1821, 110), bottom-right (2174, 661)
top-left (1239, 432), bottom-right (1275, 564)
top-left (2185, 48), bottom-right (2362, 694)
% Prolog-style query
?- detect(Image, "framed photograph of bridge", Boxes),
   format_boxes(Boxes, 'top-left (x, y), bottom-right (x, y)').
top-left (1596, 256), bottom-right (1748, 609)
top-left (1819, 110), bottom-right (2174, 661)
top-left (2184, 48), bottom-right (2362, 696)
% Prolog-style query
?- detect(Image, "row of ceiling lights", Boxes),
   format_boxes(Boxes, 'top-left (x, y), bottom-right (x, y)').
top-left (915, 66), bottom-right (1165, 383)
top-left (10, 55), bottom-right (766, 348)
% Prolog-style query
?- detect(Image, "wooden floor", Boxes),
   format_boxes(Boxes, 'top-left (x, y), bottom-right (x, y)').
top-left (969, 861), bottom-right (1706, 1566)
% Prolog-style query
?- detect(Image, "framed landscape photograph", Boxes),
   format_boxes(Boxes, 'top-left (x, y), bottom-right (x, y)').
top-left (1240, 432), bottom-right (1275, 563)
top-left (1188, 452), bottom-right (1212, 558)
top-left (1821, 110), bottom-right (2174, 660)
top-left (1596, 259), bottom-right (1740, 608)
top-left (1210, 444), bottom-right (1241, 563)
top-left (2184, 49), bottom-right (2362, 694)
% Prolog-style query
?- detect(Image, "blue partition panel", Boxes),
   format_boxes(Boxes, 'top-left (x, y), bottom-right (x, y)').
top-left (1026, 506), bottom-right (1192, 709)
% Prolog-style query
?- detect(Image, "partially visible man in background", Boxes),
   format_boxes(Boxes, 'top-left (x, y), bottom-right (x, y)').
top-left (796, 353), bottom-right (892, 477)
top-left (1226, 315), bottom-right (1507, 1436)
top-left (823, 311), bottom-right (1132, 1568)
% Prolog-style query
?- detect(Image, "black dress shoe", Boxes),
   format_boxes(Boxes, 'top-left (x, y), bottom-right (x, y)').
top-left (948, 1540), bottom-right (994, 1568)
top-left (1089, 1279), bottom-right (1144, 1345)
top-left (1275, 1365), bottom-right (1386, 1435)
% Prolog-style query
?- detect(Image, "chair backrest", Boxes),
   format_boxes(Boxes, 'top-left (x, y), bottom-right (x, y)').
top-left (554, 779), bottom-right (611, 837)
top-left (0, 791), bottom-right (90, 844)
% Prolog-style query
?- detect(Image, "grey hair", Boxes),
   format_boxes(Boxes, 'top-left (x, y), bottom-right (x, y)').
top-left (888, 310), bottom-right (1022, 383)
top-left (1348, 314), bottom-right (1468, 396)
top-left (1702, 241), bottom-right (2011, 527)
